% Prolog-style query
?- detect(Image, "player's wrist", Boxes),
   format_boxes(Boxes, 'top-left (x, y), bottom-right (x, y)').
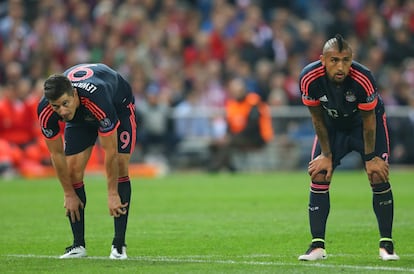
top-left (364, 152), bottom-right (376, 161)
top-left (322, 152), bottom-right (332, 158)
top-left (64, 191), bottom-right (78, 199)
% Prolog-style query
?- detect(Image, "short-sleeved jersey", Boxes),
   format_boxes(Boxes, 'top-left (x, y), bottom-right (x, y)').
top-left (37, 63), bottom-right (134, 139)
top-left (299, 60), bottom-right (384, 130)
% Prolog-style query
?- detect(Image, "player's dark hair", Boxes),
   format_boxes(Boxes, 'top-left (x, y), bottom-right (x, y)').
top-left (335, 34), bottom-right (344, 51)
top-left (44, 74), bottom-right (74, 101)
top-left (322, 34), bottom-right (351, 54)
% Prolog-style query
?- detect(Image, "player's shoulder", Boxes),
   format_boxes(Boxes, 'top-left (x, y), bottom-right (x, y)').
top-left (37, 96), bottom-right (50, 112)
top-left (37, 95), bottom-right (59, 119)
top-left (299, 60), bottom-right (325, 82)
top-left (349, 61), bottom-right (375, 80)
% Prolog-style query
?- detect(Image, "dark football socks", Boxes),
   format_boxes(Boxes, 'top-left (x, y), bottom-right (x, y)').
top-left (371, 182), bottom-right (394, 239)
top-left (69, 181), bottom-right (86, 247)
top-left (309, 181), bottom-right (330, 242)
top-left (112, 176), bottom-right (131, 248)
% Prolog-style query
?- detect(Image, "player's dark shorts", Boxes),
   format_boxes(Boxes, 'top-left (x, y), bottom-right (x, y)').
top-left (64, 105), bottom-right (136, 156)
top-left (311, 110), bottom-right (390, 168)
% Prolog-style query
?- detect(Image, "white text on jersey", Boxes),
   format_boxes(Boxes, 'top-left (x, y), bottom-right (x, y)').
top-left (72, 82), bottom-right (98, 93)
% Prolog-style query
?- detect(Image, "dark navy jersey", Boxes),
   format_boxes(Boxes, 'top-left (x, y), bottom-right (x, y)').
top-left (299, 60), bottom-right (384, 130)
top-left (38, 63), bottom-right (134, 139)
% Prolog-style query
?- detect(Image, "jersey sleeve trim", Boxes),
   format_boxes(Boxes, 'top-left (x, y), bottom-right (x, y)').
top-left (300, 66), bottom-right (325, 96)
top-left (349, 67), bottom-right (375, 96)
top-left (38, 105), bottom-right (55, 128)
top-left (302, 96), bottom-right (321, 107)
top-left (358, 97), bottom-right (378, 111)
top-left (38, 104), bottom-right (61, 139)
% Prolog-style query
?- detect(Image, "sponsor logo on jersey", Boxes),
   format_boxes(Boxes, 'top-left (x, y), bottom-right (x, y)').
top-left (319, 95), bottom-right (328, 102)
top-left (345, 91), bottom-right (356, 102)
top-left (84, 114), bottom-right (95, 122)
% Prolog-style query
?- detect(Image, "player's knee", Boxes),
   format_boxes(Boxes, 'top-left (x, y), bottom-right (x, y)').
top-left (67, 165), bottom-right (85, 182)
top-left (118, 154), bottom-right (131, 176)
top-left (312, 173), bottom-right (328, 182)
top-left (370, 173), bottom-right (385, 184)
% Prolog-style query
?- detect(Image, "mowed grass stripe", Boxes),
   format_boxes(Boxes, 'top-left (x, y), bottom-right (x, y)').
top-left (5, 254), bottom-right (414, 273)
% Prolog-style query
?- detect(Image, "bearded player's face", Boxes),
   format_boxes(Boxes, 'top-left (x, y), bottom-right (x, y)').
top-left (320, 48), bottom-right (353, 84)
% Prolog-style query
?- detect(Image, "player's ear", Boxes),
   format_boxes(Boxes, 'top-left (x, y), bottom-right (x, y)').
top-left (73, 88), bottom-right (78, 97)
top-left (320, 54), bottom-right (325, 66)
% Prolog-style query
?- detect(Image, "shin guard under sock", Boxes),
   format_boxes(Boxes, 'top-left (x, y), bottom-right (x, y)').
top-left (309, 181), bottom-right (330, 241)
top-left (69, 181), bottom-right (86, 247)
top-left (371, 182), bottom-right (394, 239)
top-left (112, 176), bottom-right (131, 247)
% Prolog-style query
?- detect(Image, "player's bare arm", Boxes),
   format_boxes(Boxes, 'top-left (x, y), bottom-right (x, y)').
top-left (99, 132), bottom-right (128, 218)
top-left (308, 106), bottom-right (333, 181)
top-left (360, 109), bottom-right (389, 183)
top-left (44, 137), bottom-right (83, 223)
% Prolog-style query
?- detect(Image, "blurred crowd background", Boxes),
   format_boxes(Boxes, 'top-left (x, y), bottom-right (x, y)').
top-left (1, 0), bottom-right (414, 177)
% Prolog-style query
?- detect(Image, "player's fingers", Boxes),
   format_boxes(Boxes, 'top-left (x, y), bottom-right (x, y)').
top-left (115, 206), bottom-right (127, 215)
top-left (325, 170), bottom-right (332, 182)
top-left (75, 209), bottom-right (81, 222)
top-left (308, 164), bottom-right (317, 176)
top-left (111, 209), bottom-right (120, 217)
top-left (310, 170), bottom-right (320, 181)
top-left (70, 211), bottom-right (76, 223)
top-left (380, 171), bottom-right (389, 182)
top-left (308, 160), bottom-right (316, 169)
top-left (368, 173), bottom-right (373, 184)
top-left (121, 202), bottom-right (128, 208)
top-left (375, 165), bottom-right (389, 182)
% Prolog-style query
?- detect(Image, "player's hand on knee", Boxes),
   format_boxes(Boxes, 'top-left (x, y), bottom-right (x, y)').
top-left (365, 156), bottom-right (389, 183)
top-left (64, 193), bottom-right (84, 223)
top-left (308, 154), bottom-right (333, 181)
top-left (108, 193), bottom-right (128, 217)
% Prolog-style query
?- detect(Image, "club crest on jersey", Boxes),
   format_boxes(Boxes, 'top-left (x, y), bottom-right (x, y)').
top-left (345, 91), bottom-right (356, 102)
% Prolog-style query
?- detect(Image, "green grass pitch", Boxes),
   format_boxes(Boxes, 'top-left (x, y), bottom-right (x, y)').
top-left (0, 170), bottom-right (413, 273)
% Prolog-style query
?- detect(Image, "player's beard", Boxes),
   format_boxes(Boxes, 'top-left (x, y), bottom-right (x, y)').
top-left (329, 73), bottom-right (346, 84)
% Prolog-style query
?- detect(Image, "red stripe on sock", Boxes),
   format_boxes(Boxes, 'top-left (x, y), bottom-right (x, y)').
top-left (118, 176), bottom-right (130, 183)
top-left (73, 181), bottom-right (84, 189)
top-left (310, 183), bottom-right (329, 190)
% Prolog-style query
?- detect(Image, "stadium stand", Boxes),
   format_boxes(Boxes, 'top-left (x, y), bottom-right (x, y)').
top-left (0, 0), bottom-right (413, 177)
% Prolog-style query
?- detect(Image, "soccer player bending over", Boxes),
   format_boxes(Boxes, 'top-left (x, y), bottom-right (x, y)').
top-left (37, 63), bottom-right (136, 259)
top-left (298, 34), bottom-right (399, 261)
